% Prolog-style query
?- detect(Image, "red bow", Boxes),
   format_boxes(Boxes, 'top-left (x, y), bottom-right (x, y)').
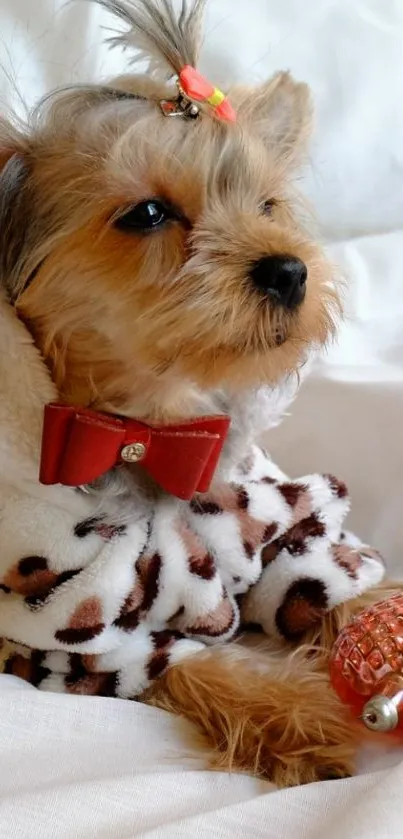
top-left (39, 403), bottom-right (230, 501)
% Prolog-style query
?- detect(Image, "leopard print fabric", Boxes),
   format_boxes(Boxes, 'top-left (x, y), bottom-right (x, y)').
top-left (0, 446), bottom-right (384, 698)
top-left (0, 296), bottom-right (385, 698)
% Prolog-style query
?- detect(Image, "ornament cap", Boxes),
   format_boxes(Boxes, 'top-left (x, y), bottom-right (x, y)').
top-left (362, 695), bottom-right (399, 732)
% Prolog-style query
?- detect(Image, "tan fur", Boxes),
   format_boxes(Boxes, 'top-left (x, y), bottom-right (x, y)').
top-left (143, 646), bottom-right (361, 786)
top-left (146, 582), bottom-right (401, 786)
top-left (0, 0), bottom-right (388, 788)
top-left (0, 64), bottom-right (339, 421)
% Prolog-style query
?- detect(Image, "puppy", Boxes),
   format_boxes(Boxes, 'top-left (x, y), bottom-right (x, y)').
top-left (0, 0), bottom-right (395, 787)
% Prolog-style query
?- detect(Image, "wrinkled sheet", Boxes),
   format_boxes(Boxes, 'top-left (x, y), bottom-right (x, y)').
top-left (1, 1), bottom-right (403, 837)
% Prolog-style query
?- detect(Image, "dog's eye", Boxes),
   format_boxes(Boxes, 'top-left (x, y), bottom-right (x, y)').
top-left (261, 200), bottom-right (275, 216)
top-left (115, 200), bottom-right (170, 232)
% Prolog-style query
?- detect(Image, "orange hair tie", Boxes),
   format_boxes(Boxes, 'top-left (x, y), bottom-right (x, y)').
top-left (178, 65), bottom-right (236, 123)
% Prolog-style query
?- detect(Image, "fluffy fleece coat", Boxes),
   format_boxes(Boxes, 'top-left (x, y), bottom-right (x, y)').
top-left (0, 294), bottom-right (384, 697)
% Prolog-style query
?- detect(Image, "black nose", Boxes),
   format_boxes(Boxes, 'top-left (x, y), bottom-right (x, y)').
top-left (250, 255), bottom-right (307, 310)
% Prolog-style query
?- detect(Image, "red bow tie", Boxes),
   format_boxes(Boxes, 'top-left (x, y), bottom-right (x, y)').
top-left (39, 403), bottom-right (230, 500)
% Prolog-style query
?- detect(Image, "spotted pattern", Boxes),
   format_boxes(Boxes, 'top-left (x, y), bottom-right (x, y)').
top-left (74, 516), bottom-right (126, 540)
top-left (55, 597), bottom-right (105, 644)
top-left (275, 578), bottom-right (329, 641)
top-left (0, 450), bottom-right (384, 698)
top-left (1, 556), bottom-right (79, 609)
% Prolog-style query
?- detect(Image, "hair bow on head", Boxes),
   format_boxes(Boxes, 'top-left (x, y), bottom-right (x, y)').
top-left (160, 65), bottom-right (237, 124)
top-left (179, 65), bottom-right (236, 123)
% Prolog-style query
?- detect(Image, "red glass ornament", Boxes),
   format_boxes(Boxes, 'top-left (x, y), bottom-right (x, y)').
top-left (329, 593), bottom-right (403, 732)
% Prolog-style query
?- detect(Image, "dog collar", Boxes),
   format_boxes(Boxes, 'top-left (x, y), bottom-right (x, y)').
top-left (39, 403), bottom-right (230, 500)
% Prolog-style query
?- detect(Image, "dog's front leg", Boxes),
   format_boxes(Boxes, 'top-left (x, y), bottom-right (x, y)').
top-left (144, 641), bottom-right (359, 787)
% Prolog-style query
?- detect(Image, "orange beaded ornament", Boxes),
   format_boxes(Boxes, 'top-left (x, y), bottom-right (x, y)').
top-left (330, 593), bottom-right (403, 733)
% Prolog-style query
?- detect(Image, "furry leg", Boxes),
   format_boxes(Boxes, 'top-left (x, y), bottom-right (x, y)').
top-left (144, 642), bottom-right (360, 787)
top-left (145, 583), bottom-right (403, 786)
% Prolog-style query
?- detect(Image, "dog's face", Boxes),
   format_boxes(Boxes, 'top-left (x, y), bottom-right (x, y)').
top-left (0, 71), bottom-right (339, 421)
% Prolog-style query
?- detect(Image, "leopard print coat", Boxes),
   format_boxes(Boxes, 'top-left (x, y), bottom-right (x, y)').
top-left (0, 295), bottom-right (384, 698)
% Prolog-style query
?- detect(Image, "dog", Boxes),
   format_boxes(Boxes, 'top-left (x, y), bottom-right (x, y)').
top-left (0, 0), bottom-right (397, 788)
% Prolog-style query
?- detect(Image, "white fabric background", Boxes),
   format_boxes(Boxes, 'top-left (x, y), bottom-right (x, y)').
top-left (1, 1), bottom-right (403, 837)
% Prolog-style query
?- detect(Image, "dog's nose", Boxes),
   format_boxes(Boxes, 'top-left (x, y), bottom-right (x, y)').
top-left (250, 255), bottom-right (307, 310)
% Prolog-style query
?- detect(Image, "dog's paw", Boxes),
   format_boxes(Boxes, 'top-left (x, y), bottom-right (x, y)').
top-left (265, 705), bottom-right (356, 788)
top-left (144, 645), bottom-right (359, 788)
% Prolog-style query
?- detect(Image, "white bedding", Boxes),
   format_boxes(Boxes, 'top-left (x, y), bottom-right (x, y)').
top-left (1, 1), bottom-right (403, 837)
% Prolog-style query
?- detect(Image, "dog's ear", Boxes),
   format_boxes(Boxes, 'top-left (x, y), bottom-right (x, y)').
top-left (0, 121), bottom-right (33, 300)
top-left (232, 72), bottom-right (312, 166)
top-left (0, 117), bottom-right (28, 186)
